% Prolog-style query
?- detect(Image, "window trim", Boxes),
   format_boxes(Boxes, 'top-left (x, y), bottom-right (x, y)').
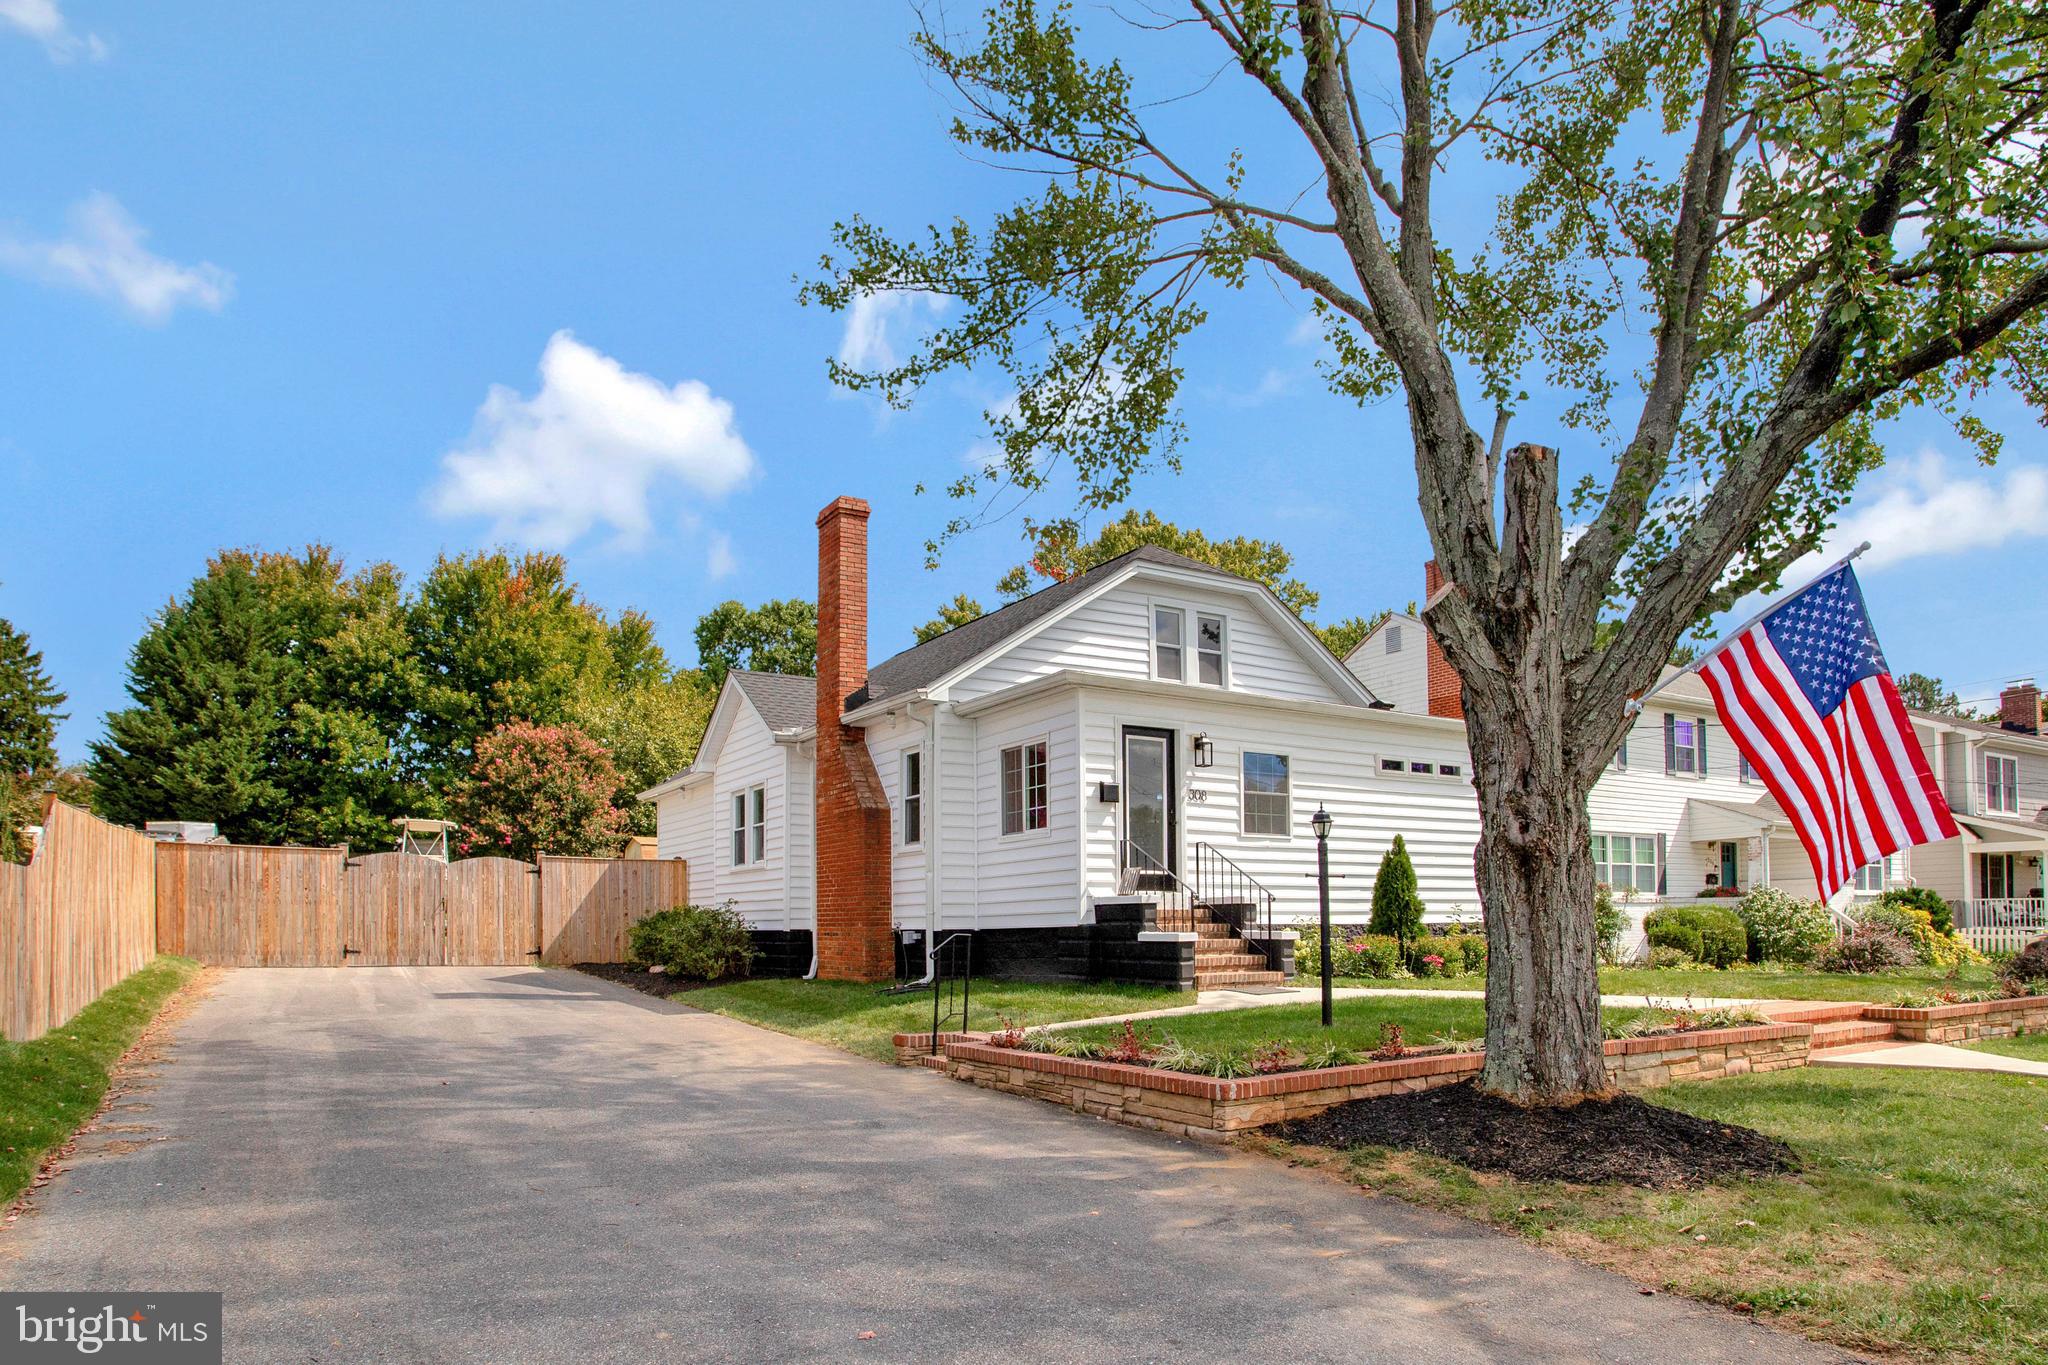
top-left (1666, 712), bottom-right (1707, 778)
top-left (999, 737), bottom-right (1051, 839)
top-left (1150, 604), bottom-right (1186, 683)
top-left (730, 785), bottom-right (767, 867)
top-left (1239, 750), bottom-right (1292, 840)
top-left (901, 749), bottom-right (923, 847)
top-left (1985, 753), bottom-right (2019, 813)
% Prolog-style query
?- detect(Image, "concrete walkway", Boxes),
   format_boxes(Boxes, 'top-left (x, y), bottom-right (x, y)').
top-left (0, 967), bottom-right (1847, 1364)
top-left (1811, 1040), bottom-right (2048, 1077)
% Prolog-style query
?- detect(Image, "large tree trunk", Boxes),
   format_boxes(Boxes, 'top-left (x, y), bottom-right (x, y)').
top-left (1469, 692), bottom-right (1608, 1101)
top-left (1424, 441), bottom-right (1614, 1103)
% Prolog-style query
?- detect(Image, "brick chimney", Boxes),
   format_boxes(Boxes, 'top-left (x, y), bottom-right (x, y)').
top-left (814, 496), bottom-right (894, 982)
top-left (2000, 680), bottom-right (2041, 735)
top-left (1422, 560), bottom-right (1463, 720)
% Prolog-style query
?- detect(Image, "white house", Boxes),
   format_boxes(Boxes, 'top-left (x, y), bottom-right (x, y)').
top-left (644, 496), bottom-right (1485, 989)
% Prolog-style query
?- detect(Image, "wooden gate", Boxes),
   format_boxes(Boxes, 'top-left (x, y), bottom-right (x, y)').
top-left (344, 852), bottom-right (448, 965)
top-left (444, 857), bottom-right (540, 965)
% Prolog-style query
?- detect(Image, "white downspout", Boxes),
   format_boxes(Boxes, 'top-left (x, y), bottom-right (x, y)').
top-left (802, 737), bottom-right (821, 979)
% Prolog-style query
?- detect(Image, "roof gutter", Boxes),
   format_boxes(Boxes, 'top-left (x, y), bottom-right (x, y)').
top-left (949, 668), bottom-right (1471, 733)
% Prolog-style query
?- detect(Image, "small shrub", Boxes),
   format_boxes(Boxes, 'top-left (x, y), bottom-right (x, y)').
top-left (1873, 885), bottom-right (1954, 935)
top-left (2005, 936), bottom-right (2048, 986)
top-left (1371, 1021), bottom-right (1408, 1060)
top-left (986, 1017), bottom-right (1028, 1048)
top-left (1734, 887), bottom-right (1834, 964)
top-left (1818, 923), bottom-right (1915, 974)
top-left (1346, 935), bottom-right (1405, 978)
top-left (1593, 883), bottom-right (1627, 964)
top-left (1644, 905), bottom-right (1747, 969)
top-left (1248, 1041), bottom-right (1303, 1075)
top-left (1648, 944), bottom-right (1694, 969)
top-left (1457, 934), bottom-right (1487, 974)
top-left (625, 903), bottom-right (756, 981)
top-left (1855, 899), bottom-right (1979, 970)
top-left (1099, 1021), bottom-right (1157, 1065)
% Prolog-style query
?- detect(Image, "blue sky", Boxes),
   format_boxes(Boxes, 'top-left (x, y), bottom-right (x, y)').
top-left (3, 3), bottom-right (2044, 764)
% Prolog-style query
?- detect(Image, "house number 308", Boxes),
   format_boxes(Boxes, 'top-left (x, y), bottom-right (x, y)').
top-left (1185, 787), bottom-right (1208, 804)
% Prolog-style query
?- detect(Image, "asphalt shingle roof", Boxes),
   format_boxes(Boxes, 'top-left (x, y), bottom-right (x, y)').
top-left (731, 670), bottom-right (816, 733)
top-left (846, 545), bottom-right (1247, 710)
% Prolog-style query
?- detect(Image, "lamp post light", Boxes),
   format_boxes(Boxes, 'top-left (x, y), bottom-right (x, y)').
top-left (1311, 804), bottom-right (1334, 1028)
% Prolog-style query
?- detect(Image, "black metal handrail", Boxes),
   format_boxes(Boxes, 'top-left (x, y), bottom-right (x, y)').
top-left (928, 931), bottom-right (974, 1054)
top-left (1116, 838), bottom-right (1197, 926)
top-left (1193, 842), bottom-right (1281, 972)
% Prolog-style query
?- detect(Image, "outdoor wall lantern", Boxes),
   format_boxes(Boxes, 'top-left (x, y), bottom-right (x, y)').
top-left (1190, 733), bottom-right (1215, 768)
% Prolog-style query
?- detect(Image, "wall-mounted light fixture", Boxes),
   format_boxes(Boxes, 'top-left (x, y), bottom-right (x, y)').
top-left (1190, 733), bottom-right (1215, 768)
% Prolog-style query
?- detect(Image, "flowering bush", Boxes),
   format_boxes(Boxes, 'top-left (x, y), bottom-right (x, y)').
top-left (1417, 953), bottom-right (1446, 977)
top-left (1734, 887), bottom-right (1835, 964)
top-left (1854, 898), bottom-right (1979, 970)
top-left (449, 721), bottom-right (628, 862)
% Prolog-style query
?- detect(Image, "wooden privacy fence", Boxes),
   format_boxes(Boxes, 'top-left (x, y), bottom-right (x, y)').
top-left (0, 801), bottom-right (158, 1041)
top-left (156, 845), bottom-right (689, 968)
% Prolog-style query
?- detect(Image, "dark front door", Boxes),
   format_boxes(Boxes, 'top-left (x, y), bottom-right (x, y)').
top-left (1121, 726), bottom-right (1177, 878)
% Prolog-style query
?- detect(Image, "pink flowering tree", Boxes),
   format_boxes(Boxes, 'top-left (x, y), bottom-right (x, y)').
top-left (449, 721), bottom-right (628, 862)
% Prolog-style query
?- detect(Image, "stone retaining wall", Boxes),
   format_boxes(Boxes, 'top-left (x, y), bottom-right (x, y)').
top-left (933, 1022), bottom-right (1814, 1141)
top-left (1863, 996), bottom-right (2048, 1044)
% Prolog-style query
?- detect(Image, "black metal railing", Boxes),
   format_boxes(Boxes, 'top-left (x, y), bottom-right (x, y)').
top-left (1116, 838), bottom-right (1196, 927)
top-left (928, 931), bottom-right (974, 1054)
top-left (1193, 842), bottom-right (1281, 971)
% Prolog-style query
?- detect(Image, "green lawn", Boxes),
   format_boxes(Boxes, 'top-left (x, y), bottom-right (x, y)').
top-left (678, 977), bottom-right (1181, 1062)
top-left (0, 956), bottom-right (200, 1206)
top-left (1964, 1032), bottom-right (2048, 1063)
top-left (1323, 963), bottom-right (2005, 1003)
top-left (1271, 1065), bottom-right (2048, 1362)
top-left (1060, 995), bottom-right (1652, 1060)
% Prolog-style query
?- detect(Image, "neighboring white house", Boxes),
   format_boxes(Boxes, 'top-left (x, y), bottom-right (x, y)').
top-left (1341, 612), bottom-right (1428, 714)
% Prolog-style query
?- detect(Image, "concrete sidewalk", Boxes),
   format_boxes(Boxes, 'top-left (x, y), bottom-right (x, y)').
top-left (0, 967), bottom-right (1847, 1364)
top-left (1811, 1040), bottom-right (2048, 1076)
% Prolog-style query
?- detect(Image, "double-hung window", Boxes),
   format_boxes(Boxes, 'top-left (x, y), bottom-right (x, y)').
top-left (1241, 752), bottom-right (1290, 836)
top-left (1196, 613), bottom-right (1226, 686)
top-left (901, 751), bottom-right (923, 846)
top-left (1852, 859), bottom-right (1887, 893)
top-left (1666, 714), bottom-right (1706, 776)
top-left (1000, 740), bottom-right (1049, 835)
top-left (1152, 607), bottom-right (1184, 681)
top-left (1986, 755), bottom-right (2019, 812)
top-left (731, 786), bottom-right (766, 866)
top-left (1591, 833), bottom-right (1658, 894)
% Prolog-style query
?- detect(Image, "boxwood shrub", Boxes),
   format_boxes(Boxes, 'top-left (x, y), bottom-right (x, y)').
top-left (1643, 904), bottom-right (1748, 969)
top-left (626, 902), bottom-right (757, 982)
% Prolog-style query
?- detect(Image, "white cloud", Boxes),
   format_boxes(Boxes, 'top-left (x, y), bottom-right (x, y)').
top-left (836, 289), bottom-right (947, 374)
top-left (430, 330), bottom-right (757, 549)
top-left (0, 0), bottom-right (105, 61)
top-left (706, 532), bottom-right (737, 580)
top-left (0, 194), bottom-right (229, 322)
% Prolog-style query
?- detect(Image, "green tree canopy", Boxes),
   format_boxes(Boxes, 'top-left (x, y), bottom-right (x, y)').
top-left (0, 615), bottom-right (66, 776)
top-left (693, 598), bottom-right (817, 688)
top-left (913, 593), bottom-right (989, 644)
top-left (1894, 672), bottom-right (1978, 719)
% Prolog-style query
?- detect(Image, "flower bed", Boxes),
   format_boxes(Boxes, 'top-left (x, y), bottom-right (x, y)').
top-left (930, 1021), bottom-right (1813, 1140)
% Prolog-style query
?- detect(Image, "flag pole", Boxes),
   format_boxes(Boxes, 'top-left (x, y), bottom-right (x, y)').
top-left (1624, 541), bottom-right (1872, 715)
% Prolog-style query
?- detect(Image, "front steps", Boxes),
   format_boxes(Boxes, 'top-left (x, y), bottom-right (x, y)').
top-left (1180, 905), bottom-right (1289, 990)
top-left (1760, 1002), bottom-right (1898, 1051)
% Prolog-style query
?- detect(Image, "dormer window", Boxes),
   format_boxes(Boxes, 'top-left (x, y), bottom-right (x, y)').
top-left (1153, 607), bottom-right (1184, 681)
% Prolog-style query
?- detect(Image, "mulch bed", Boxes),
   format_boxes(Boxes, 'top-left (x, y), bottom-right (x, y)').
top-left (572, 963), bottom-right (732, 998)
top-left (1274, 1080), bottom-right (1798, 1187)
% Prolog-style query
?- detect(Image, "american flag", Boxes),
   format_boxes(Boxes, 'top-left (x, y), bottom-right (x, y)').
top-left (1695, 562), bottom-right (1959, 902)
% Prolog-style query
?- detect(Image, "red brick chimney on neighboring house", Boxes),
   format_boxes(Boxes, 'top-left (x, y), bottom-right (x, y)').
top-left (2000, 680), bottom-right (2041, 735)
top-left (813, 496), bottom-right (895, 982)
top-left (1422, 560), bottom-right (1463, 720)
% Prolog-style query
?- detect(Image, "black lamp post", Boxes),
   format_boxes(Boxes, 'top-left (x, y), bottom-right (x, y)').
top-left (1311, 804), bottom-right (1334, 1028)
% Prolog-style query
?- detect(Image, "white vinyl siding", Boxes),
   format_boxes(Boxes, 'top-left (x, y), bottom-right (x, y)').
top-left (1342, 615), bottom-right (1428, 714)
top-left (651, 691), bottom-right (791, 930)
top-left (969, 691), bottom-right (1081, 928)
top-left (947, 576), bottom-right (1344, 705)
top-left (862, 709), bottom-right (928, 929)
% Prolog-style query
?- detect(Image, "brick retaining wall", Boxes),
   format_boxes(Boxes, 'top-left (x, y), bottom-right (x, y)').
top-left (930, 1022), bottom-right (1814, 1141)
top-left (1862, 996), bottom-right (2048, 1044)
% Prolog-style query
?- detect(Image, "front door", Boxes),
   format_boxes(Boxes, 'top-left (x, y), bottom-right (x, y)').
top-left (1121, 726), bottom-right (1176, 878)
top-left (1719, 841), bottom-right (1740, 891)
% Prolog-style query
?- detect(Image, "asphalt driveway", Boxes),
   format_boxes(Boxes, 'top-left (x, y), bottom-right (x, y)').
top-left (2, 967), bottom-right (1851, 1363)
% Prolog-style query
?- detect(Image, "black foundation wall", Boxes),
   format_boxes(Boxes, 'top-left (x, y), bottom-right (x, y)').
top-left (747, 930), bottom-right (814, 979)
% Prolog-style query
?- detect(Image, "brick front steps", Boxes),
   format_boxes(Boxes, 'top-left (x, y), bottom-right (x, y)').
top-left (905, 1023), bottom-right (1814, 1141)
